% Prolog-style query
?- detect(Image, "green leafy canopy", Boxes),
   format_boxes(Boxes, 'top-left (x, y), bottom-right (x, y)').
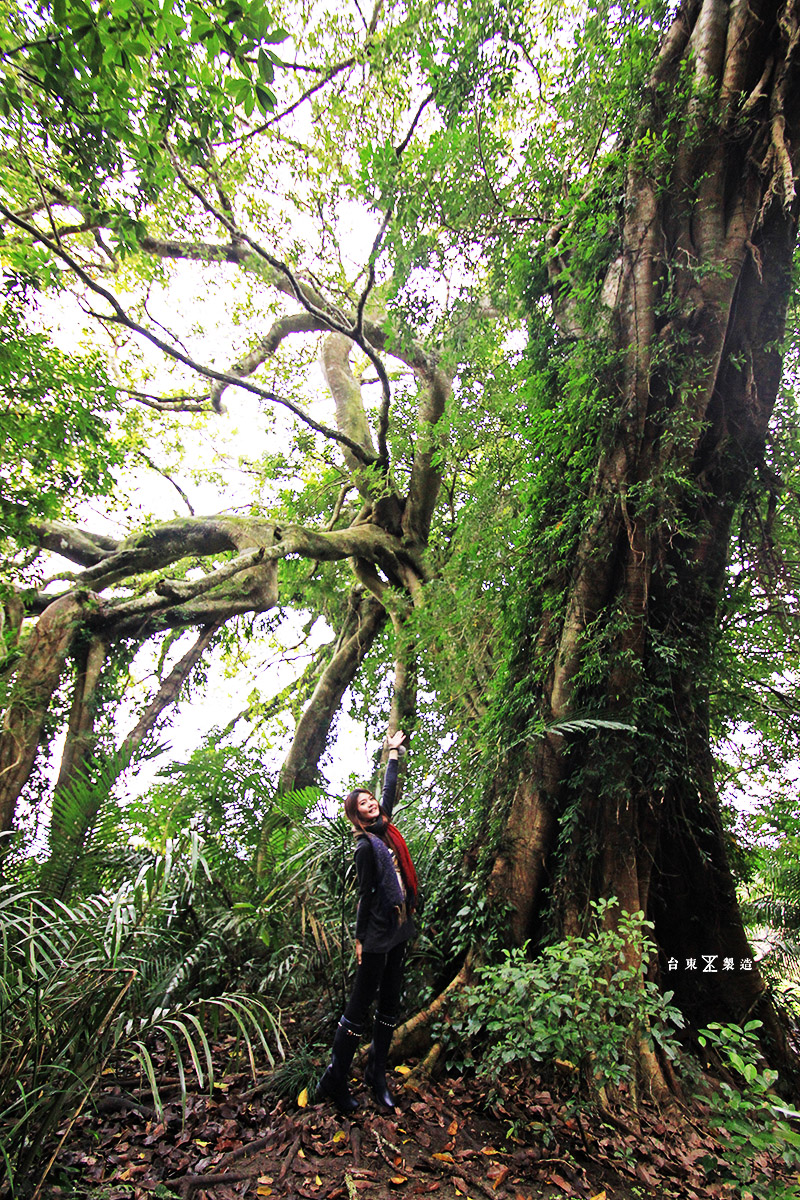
top-left (0, 290), bottom-right (129, 548)
top-left (0, 0), bottom-right (287, 229)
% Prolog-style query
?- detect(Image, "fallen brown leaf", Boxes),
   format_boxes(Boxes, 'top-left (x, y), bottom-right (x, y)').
top-left (635, 1162), bottom-right (658, 1187)
top-left (547, 1173), bottom-right (573, 1194)
top-left (487, 1164), bottom-right (509, 1189)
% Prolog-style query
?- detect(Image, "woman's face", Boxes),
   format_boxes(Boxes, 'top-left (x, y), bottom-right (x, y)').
top-left (356, 791), bottom-right (380, 822)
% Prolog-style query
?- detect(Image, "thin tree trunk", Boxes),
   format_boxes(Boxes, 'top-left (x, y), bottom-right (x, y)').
top-left (121, 621), bottom-right (222, 755)
top-left (39, 634), bottom-right (108, 897)
top-left (0, 594), bottom-right (87, 836)
top-left (272, 588), bottom-right (387, 836)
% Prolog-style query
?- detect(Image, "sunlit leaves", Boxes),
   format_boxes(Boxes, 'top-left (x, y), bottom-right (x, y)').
top-left (0, 293), bottom-right (128, 548)
top-left (0, 0), bottom-right (287, 224)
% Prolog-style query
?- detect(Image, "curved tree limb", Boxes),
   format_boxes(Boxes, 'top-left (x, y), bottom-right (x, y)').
top-left (210, 311), bottom-right (330, 411)
top-left (276, 589), bottom-right (387, 796)
top-left (0, 200), bottom-right (379, 466)
top-left (25, 514), bottom-right (429, 640)
top-left (354, 210), bottom-right (394, 462)
top-left (29, 520), bottom-right (120, 567)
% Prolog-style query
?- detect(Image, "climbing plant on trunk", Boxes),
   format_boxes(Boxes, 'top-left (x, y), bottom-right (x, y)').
top-left (425, 0), bottom-right (800, 1087)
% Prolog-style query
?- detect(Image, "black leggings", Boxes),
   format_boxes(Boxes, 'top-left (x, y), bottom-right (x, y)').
top-left (342, 941), bottom-right (407, 1029)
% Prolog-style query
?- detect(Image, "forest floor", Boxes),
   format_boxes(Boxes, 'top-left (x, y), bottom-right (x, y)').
top-left (42, 1035), bottom-right (800, 1200)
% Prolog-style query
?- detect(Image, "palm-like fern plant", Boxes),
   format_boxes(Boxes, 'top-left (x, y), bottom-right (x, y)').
top-left (0, 836), bottom-right (283, 1198)
top-left (740, 853), bottom-right (800, 1008)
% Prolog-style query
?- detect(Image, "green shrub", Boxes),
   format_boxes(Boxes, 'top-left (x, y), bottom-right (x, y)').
top-left (449, 899), bottom-right (684, 1102)
top-left (696, 1020), bottom-right (800, 1198)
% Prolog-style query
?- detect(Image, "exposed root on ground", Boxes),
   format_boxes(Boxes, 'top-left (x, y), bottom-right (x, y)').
top-left (391, 952), bottom-right (473, 1059)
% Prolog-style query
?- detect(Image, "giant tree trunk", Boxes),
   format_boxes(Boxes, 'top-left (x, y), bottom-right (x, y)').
top-left (486, 0), bottom-right (800, 1080)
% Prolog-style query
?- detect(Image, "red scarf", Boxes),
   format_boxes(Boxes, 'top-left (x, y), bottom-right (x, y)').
top-left (385, 822), bottom-right (418, 910)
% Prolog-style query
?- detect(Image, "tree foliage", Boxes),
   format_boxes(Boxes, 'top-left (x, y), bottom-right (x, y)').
top-left (0, 289), bottom-right (126, 548)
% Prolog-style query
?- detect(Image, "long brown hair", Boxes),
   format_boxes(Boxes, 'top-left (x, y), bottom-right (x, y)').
top-left (344, 788), bottom-right (418, 908)
top-left (344, 788), bottom-right (377, 832)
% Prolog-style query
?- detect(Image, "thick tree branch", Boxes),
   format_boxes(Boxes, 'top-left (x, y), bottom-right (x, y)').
top-left (210, 312), bottom-right (329, 411)
top-left (33, 514), bottom-right (428, 597)
top-left (320, 333), bottom-right (379, 485)
top-left (387, 610), bottom-right (417, 766)
top-left (0, 593), bottom-right (89, 836)
top-left (138, 233), bottom-right (251, 265)
top-left (30, 520), bottom-right (120, 567)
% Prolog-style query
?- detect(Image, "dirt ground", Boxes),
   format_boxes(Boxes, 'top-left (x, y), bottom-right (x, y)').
top-left (42, 1058), bottom-right (798, 1200)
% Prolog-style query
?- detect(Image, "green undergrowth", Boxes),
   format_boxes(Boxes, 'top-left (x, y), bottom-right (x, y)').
top-left (439, 899), bottom-right (800, 1199)
top-left (0, 840), bottom-right (283, 1197)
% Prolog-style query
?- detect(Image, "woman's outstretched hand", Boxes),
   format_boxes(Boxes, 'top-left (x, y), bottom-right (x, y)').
top-left (386, 729), bottom-right (406, 752)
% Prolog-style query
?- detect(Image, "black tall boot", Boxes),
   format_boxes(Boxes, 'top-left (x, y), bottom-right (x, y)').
top-left (365, 1012), bottom-right (397, 1108)
top-left (315, 1016), bottom-right (361, 1113)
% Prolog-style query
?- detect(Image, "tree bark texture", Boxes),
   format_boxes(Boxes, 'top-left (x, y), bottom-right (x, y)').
top-left (488, 0), bottom-right (800, 1073)
top-left (2, 500), bottom-right (429, 833)
top-left (39, 634), bottom-right (108, 897)
top-left (0, 594), bottom-right (88, 836)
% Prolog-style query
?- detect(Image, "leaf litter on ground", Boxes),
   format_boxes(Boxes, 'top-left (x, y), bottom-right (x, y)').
top-left (37, 1047), bottom-right (800, 1200)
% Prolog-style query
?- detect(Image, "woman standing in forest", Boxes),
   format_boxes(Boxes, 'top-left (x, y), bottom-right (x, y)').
top-left (316, 729), bottom-right (418, 1112)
